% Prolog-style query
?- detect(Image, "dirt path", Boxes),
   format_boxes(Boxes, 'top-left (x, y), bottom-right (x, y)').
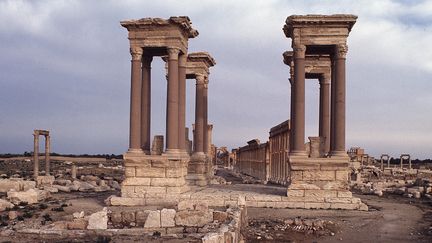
top-left (245, 194), bottom-right (432, 243)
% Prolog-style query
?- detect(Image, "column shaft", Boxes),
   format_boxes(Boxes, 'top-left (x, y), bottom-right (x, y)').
top-left (141, 55), bottom-right (152, 153)
top-left (178, 54), bottom-right (187, 152)
top-left (330, 44), bottom-right (347, 156)
top-left (319, 75), bottom-right (331, 155)
top-left (203, 82), bottom-right (209, 155)
top-left (193, 75), bottom-right (205, 154)
top-left (166, 48), bottom-right (180, 151)
top-left (45, 135), bottom-right (50, 175)
top-left (289, 45), bottom-right (307, 156)
top-left (33, 134), bottom-right (39, 178)
top-left (129, 47), bottom-right (143, 152)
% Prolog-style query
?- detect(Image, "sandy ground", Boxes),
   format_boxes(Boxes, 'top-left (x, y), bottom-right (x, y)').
top-left (244, 194), bottom-right (432, 243)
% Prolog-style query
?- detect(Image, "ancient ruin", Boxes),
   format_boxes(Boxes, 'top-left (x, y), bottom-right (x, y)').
top-left (33, 129), bottom-right (50, 178)
top-left (114, 17), bottom-right (199, 205)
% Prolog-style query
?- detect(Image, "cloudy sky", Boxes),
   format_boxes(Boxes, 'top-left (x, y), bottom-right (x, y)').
top-left (1, 0), bottom-right (431, 159)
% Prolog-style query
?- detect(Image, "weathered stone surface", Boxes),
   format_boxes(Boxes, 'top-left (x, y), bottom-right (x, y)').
top-left (175, 210), bottom-right (213, 227)
top-left (8, 211), bottom-right (18, 220)
top-left (161, 208), bottom-right (176, 227)
top-left (122, 211), bottom-right (136, 225)
top-left (136, 210), bottom-right (149, 227)
top-left (177, 200), bottom-right (194, 211)
top-left (87, 207), bottom-right (108, 230)
top-left (7, 189), bottom-right (49, 204)
top-left (0, 179), bottom-right (35, 193)
top-left (67, 218), bottom-right (88, 230)
top-left (36, 176), bottom-right (55, 186)
top-left (136, 167), bottom-right (165, 178)
top-left (144, 210), bottom-right (161, 228)
top-left (73, 211), bottom-right (85, 219)
top-left (213, 211), bottom-right (228, 222)
top-left (0, 199), bottom-right (14, 211)
top-left (52, 185), bottom-right (71, 192)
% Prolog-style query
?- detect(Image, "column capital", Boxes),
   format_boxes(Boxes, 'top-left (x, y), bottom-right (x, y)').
top-left (130, 47), bottom-right (143, 61)
top-left (319, 73), bottom-right (331, 85)
top-left (167, 47), bottom-right (181, 60)
top-left (142, 55), bottom-right (153, 65)
top-left (293, 44), bottom-right (306, 59)
top-left (196, 73), bottom-right (206, 85)
top-left (335, 44), bottom-right (348, 59)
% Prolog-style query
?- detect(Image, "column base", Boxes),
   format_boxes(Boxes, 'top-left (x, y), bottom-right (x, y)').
top-left (285, 156), bottom-right (368, 211)
top-left (289, 150), bottom-right (308, 157)
top-left (118, 152), bottom-right (190, 205)
top-left (329, 150), bottom-right (349, 157)
top-left (186, 152), bottom-right (209, 186)
top-left (127, 148), bottom-right (144, 154)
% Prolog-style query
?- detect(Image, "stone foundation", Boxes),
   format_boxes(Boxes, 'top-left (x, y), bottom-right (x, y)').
top-left (186, 154), bottom-right (211, 187)
top-left (286, 156), bottom-right (367, 210)
top-left (120, 152), bottom-right (189, 200)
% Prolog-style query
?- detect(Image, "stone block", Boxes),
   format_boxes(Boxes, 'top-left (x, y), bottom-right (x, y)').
top-left (110, 196), bottom-right (146, 206)
top-left (224, 200), bottom-right (238, 207)
top-left (0, 199), bottom-right (14, 211)
top-left (122, 211), bottom-right (136, 225)
top-left (175, 210), bottom-right (213, 227)
top-left (166, 227), bottom-right (184, 234)
top-left (7, 188), bottom-right (49, 204)
top-left (146, 197), bottom-right (178, 207)
top-left (67, 218), bottom-right (88, 230)
top-left (291, 171), bottom-right (303, 181)
top-left (286, 196), bottom-right (325, 202)
top-left (337, 191), bottom-right (352, 198)
top-left (213, 211), bottom-right (228, 222)
top-left (109, 211), bottom-right (123, 227)
top-left (36, 176), bottom-right (55, 186)
top-left (136, 167), bottom-right (166, 178)
top-left (305, 202), bottom-right (331, 209)
top-left (135, 186), bottom-right (166, 195)
top-left (330, 203), bottom-right (359, 210)
top-left (166, 186), bottom-right (187, 194)
top-left (273, 201), bottom-right (305, 208)
top-left (322, 181), bottom-right (347, 190)
top-left (325, 197), bottom-right (353, 203)
top-left (287, 189), bottom-right (304, 197)
top-left (304, 190), bottom-right (337, 198)
top-left (335, 170), bottom-right (348, 181)
top-left (245, 194), bottom-right (282, 202)
top-left (87, 207), bottom-right (108, 229)
top-left (166, 168), bottom-right (183, 178)
top-left (178, 200), bottom-right (196, 211)
top-left (161, 208), bottom-right (176, 227)
top-left (288, 183), bottom-right (320, 190)
top-left (303, 171), bottom-right (335, 181)
top-left (125, 167), bottom-right (136, 177)
top-left (136, 210), bottom-right (149, 227)
top-left (144, 210), bottom-right (161, 228)
top-left (0, 179), bottom-right (21, 192)
top-left (121, 186), bottom-right (136, 198)
top-left (122, 178), bottom-right (151, 186)
top-left (151, 178), bottom-right (185, 187)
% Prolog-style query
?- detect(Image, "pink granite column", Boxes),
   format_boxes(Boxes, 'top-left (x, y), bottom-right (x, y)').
top-left (166, 47), bottom-right (180, 152)
top-left (128, 47), bottom-right (143, 152)
top-left (289, 44), bottom-right (307, 156)
top-left (330, 44), bottom-right (348, 156)
top-left (193, 74), bottom-right (205, 154)
top-left (33, 132), bottom-right (39, 178)
top-left (178, 53), bottom-right (187, 152)
top-left (45, 135), bottom-right (50, 175)
top-left (203, 78), bottom-right (209, 155)
top-left (319, 73), bottom-right (331, 155)
top-left (141, 55), bottom-right (152, 154)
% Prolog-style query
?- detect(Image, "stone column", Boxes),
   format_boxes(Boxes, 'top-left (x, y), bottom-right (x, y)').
top-left (141, 55), bottom-right (152, 154)
top-left (45, 135), bottom-right (50, 175)
top-left (128, 46), bottom-right (143, 152)
top-left (319, 73), bottom-right (331, 155)
top-left (289, 44), bottom-right (307, 156)
top-left (203, 79), bottom-right (209, 155)
top-left (207, 124), bottom-right (213, 155)
top-left (178, 53), bottom-right (187, 152)
top-left (71, 163), bottom-right (77, 179)
top-left (330, 44), bottom-right (348, 156)
top-left (33, 132), bottom-right (39, 178)
top-left (193, 74), bottom-right (205, 155)
top-left (166, 47), bottom-right (180, 152)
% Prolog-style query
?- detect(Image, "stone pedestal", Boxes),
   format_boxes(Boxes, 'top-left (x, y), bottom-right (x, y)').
top-left (286, 156), bottom-right (367, 210)
top-left (186, 153), bottom-right (208, 187)
top-left (308, 136), bottom-right (325, 158)
top-left (120, 152), bottom-right (189, 203)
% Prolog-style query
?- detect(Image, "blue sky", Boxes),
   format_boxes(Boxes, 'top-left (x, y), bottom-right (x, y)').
top-left (0, 0), bottom-right (431, 159)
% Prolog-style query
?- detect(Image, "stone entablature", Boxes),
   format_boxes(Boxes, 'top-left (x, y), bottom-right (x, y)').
top-left (186, 52), bottom-right (216, 78)
top-left (121, 17), bottom-right (198, 55)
